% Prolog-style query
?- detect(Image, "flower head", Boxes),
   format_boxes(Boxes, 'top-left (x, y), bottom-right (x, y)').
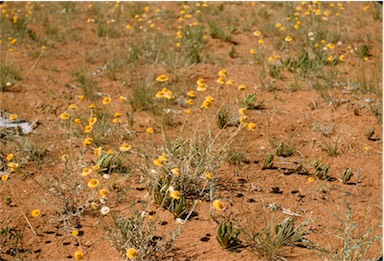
top-left (60, 112), bottom-right (70, 120)
top-left (156, 74), bottom-right (169, 83)
top-left (238, 84), bottom-right (246, 91)
top-left (84, 125), bottom-right (93, 133)
top-left (103, 97), bottom-right (111, 105)
top-left (187, 91), bottom-right (196, 98)
top-left (83, 137), bottom-right (93, 146)
top-left (6, 154), bottom-right (14, 161)
top-left (100, 206), bottom-right (110, 215)
top-left (284, 35), bottom-right (293, 42)
top-left (170, 190), bottom-right (181, 200)
top-left (120, 143), bottom-right (132, 152)
top-left (126, 248), bottom-right (139, 260)
top-left (146, 127), bottom-right (154, 134)
top-left (212, 199), bottom-right (224, 210)
top-left (99, 188), bottom-right (109, 197)
top-left (81, 167), bottom-right (92, 176)
top-left (204, 172), bottom-right (213, 180)
top-left (87, 117), bottom-right (97, 126)
top-left (218, 69), bottom-right (228, 77)
top-left (246, 122), bottom-right (257, 131)
top-left (74, 250), bottom-right (85, 260)
top-left (88, 178), bottom-right (100, 188)
top-left (31, 209), bottom-right (41, 217)
top-left (171, 167), bottom-right (180, 176)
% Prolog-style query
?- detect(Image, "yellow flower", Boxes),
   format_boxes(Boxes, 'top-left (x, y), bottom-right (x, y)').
top-left (339, 54), bottom-right (346, 61)
top-left (153, 159), bottom-right (164, 167)
top-left (250, 49), bottom-right (257, 54)
top-left (112, 118), bottom-right (122, 124)
top-left (107, 149), bottom-right (114, 155)
top-left (294, 24), bottom-right (300, 30)
top-left (258, 39), bottom-right (264, 44)
top-left (119, 96), bottom-right (127, 102)
top-left (308, 177), bottom-right (314, 183)
top-left (204, 172), bottom-right (213, 180)
top-left (1, 174), bottom-right (9, 182)
top-left (84, 125), bottom-right (93, 133)
top-left (81, 167), bottom-right (92, 176)
top-left (72, 230), bottom-right (79, 236)
top-left (31, 209), bottom-right (41, 217)
top-left (126, 248), bottom-right (138, 260)
top-left (171, 167), bottom-right (180, 176)
top-left (284, 36), bottom-right (293, 42)
top-left (155, 90), bottom-right (164, 99)
top-left (363, 4), bottom-right (370, 11)
top-left (239, 115), bottom-right (247, 123)
top-left (226, 79), bottom-right (234, 85)
top-left (187, 91), bottom-right (196, 97)
top-left (238, 108), bottom-right (247, 115)
top-left (253, 31), bottom-right (261, 37)
top-left (216, 77), bottom-right (225, 85)
top-left (326, 43), bottom-right (335, 49)
top-left (88, 103), bottom-right (97, 109)
top-left (176, 42), bottom-right (182, 48)
top-left (92, 165), bottom-right (100, 171)
top-left (83, 137), bottom-right (93, 146)
top-left (321, 39), bottom-right (326, 44)
top-left (7, 162), bottom-right (19, 172)
top-left (196, 78), bottom-right (206, 86)
top-left (212, 199), bottom-right (224, 210)
top-left (74, 250), bottom-right (85, 260)
top-left (184, 109), bottom-right (191, 114)
top-left (6, 154), bottom-right (14, 161)
top-left (238, 84), bottom-right (246, 91)
top-left (201, 96), bottom-right (214, 109)
top-left (247, 122), bottom-right (257, 131)
top-left (170, 190), bottom-right (181, 200)
top-left (275, 23), bottom-right (282, 28)
top-left (103, 97), bottom-right (111, 105)
top-left (327, 55), bottom-right (334, 62)
top-left (99, 188), bottom-right (109, 197)
top-left (363, 146), bottom-right (369, 152)
top-left (146, 127), bottom-right (154, 134)
top-left (60, 113), bottom-right (70, 120)
top-left (120, 143), bottom-right (132, 152)
top-left (88, 117), bottom-right (97, 125)
top-left (156, 74), bottom-right (169, 83)
top-left (186, 99), bottom-right (193, 105)
top-left (268, 56), bottom-right (275, 62)
top-left (158, 154), bottom-right (168, 162)
top-left (61, 154), bottom-right (68, 162)
top-left (196, 84), bottom-right (207, 92)
top-left (279, 26), bottom-right (286, 32)
top-left (218, 69), bottom-right (228, 77)
top-left (88, 178), bottom-right (100, 189)
top-left (73, 118), bottom-right (81, 124)
top-left (69, 104), bottom-right (77, 110)
top-left (113, 111), bottom-right (123, 118)
top-left (94, 147), bottom-right (102, 155)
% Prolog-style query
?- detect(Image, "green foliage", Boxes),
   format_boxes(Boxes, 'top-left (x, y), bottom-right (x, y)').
top-left (340, 168), bottom-right (353, 184)
top-left (240, 94), bottom-right (265, 110)
top-left (216, 221), bottom-right (243, 251)
top-left (262, 154), bottom-right (274, 169)
top-left (314, 162), bottom-right (331, 180)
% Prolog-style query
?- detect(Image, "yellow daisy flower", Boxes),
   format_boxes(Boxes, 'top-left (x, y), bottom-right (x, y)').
top-left (103, 97), bottom-right (111, 105)
top-left (170, 190), bottom-right (181, 200)
top-left (88, 179), bottom-right (100, 188)
top-left (120, 143), bottom-right (132, 152)
top-left (126, 248), bottom-right (138, 260)
top-left (212, 199), bottom-right (224, 210)
top-left (156, 74), bottom-right (169, 83)
top-left (60, 112), bottom-right (70, 120)
top-left (31, 209), bottom-right (41, 217)
top-left (73, 250), bottom-right (85, 260)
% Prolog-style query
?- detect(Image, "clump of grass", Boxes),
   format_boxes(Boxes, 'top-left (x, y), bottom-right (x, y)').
top-left (340, 168), bottom-right (353, 184)
top-left (243, 217), bottom-right (312, 260)
top-left (0, 65), bottom-right (21, 91)
top-left (109, 210), bottom-right (179, 260)
top-left (262, 154), bottom-right (275, 169)
top-left (319, 137), bottom-right (339, 157)
top-left (240, 94), bottom-right (265, 110)
top-left (72, 69), bottom-right (100, 101)
top-left (315, 202), bottom-right (381, 261)
top-left (0, 225), bottom-right (25, 258)
top-left (273, 141), bottom-right (294, 157)
top-left (314, 162), bottom-right (331, 181)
